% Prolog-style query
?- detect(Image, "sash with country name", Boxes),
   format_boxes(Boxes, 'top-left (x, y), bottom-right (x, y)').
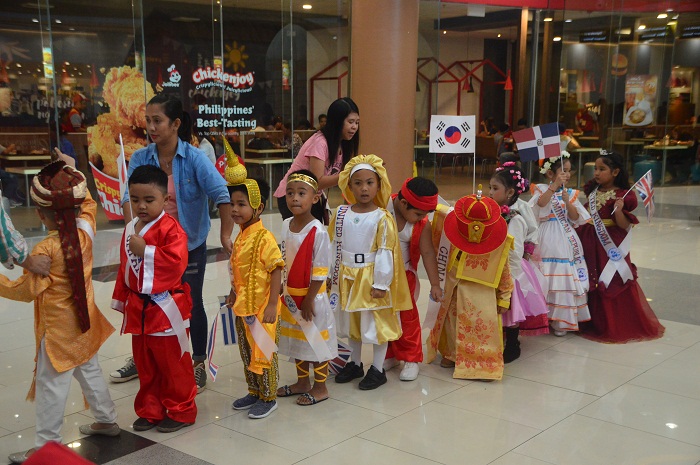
top-left (588, 188), bottom-right (633, 287)
top-left (281, 225), bottom-right (333, 361)
top-left (550, 189), bottom-right (588, 288)
top-left (423, 203), bottom-right (452, 330)
top-left (329, 205), bottom-right (350, 315)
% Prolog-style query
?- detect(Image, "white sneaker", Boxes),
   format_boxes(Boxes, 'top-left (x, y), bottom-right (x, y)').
top-left (553, 329), bottom-right (567, 337)
top-left (383, 357), bottom-right (399, 371)
top-left (399, 362), bottom-right (420, 381)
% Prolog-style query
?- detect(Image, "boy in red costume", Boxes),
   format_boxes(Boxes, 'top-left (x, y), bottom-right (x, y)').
top-left (384, 177), bottom-right (443, 381)
top-left (112, 165), bottom-right (196, 433)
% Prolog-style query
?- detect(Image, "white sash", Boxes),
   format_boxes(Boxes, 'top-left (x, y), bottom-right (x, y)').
top-left (243, 315), bottom-right (278, 362)
top-left (588, 189), bottom-right (634, 287)
top-left (283, 295), bottom-right (333, 361)
top-left (151, 291), bottom-right (190, 357)
top-left (329, 205), bottom-right (350, 314)
top-left (422, 206), bottom-right (453, 330)
top-left (550, 189), bottom-right (588, 287)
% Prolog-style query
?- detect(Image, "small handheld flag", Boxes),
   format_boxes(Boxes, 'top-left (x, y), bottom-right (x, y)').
top-left (512, 123), bottom-right (561, 162)
top-left (219, 295), bottom-right (237, 346)
top-left (634, 169), bottom-right (655, 223)
top-left (429, 115), bottom-right (476, 154)
top-left (117, 134), bottom-right (133, 223)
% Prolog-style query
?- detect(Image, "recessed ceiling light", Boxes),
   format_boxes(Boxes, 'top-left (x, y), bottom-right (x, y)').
top-left (657, 13), bottom-right (668, 19)
top-left (553, 36), bottom-right (562, 41)
top-left (55, 19), bottom-right (61, 24)
top-left (565, 18), bottom-right (572, 23)
top-left (32, 18), bottom-right (38, 23)
top-left (172, 17), bottom-right (200, 22)
top-left (497, 33), bottom-right (501, 38)
top-left (443, 30), bottom-right (446, 34)
top-left (668, 21), bottom-right (677, 26)
top-left (69, 27), bottom-right (75, 31)
top-left (638, 24), bottom-right (646, 30)
top-left (302, 4), bottom-right (312, 9)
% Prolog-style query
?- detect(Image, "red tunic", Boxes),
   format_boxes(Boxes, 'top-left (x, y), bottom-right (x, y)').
top-left (112, 212), bottom-right (191, 334)
top-left (576, 189), bottom-right (664, 343)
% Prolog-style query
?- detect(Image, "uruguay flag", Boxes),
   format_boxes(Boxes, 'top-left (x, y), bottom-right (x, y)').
top-left (512, 123), bottom-right (561, 162)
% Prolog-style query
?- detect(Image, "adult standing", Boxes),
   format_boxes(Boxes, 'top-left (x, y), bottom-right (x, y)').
top-left (274, 97), bottom-right (360, 223)
top-left (113, 94), bottom-right (233, 393)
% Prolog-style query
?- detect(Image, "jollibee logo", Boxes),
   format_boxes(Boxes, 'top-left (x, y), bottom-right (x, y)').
top-left (168, 64), bottom-right (181, 83)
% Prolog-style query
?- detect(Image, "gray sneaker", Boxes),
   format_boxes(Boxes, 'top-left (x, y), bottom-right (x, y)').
top-left (232, 394), bottom-right (259, 410)
top-left (194, 362), bottom-right (206, 394)
top-left (110, 357), bottom-right (138, 383)
top-left (248, 400), bottom-right (277, 419)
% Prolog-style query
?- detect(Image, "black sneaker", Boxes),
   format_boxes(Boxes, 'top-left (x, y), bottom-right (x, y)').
top-left (335, 361), bottom-right (364, 383)
top-left (110, 357), bottom-right (138, 383)
top-left (194, 362), bottom-right (206, 394)
top-left (156, 416), bottom-right (193, 433)
top-left (359, 365), bottom-right (387, 390)
top-left (132, 417), bottom-right (157, 431)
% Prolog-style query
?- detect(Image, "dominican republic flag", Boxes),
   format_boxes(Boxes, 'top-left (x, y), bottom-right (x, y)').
top-left (328, 341), bottom-right (353, 376)
top-left (429, 115), bottom-right (476, 154)
top-left (634, 169), bottom-right (655, 223)
top-left (512, 123), bottom-right (561, 162)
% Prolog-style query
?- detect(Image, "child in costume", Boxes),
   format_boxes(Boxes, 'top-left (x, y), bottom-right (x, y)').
top-left (112, 165), bottom-right (197, 433)
top-left (529, 152), bottom-right (591, 336)
top-left (426, 188), bottom-right (513, 380)
top-left (577, 151), bottom-right (664, 342)
top-left (225, 155), bottom-right (284, 419)
top-left (489, 163), bottom-right (548, 363)
top-left (329, 154), bottom-right (412, 390)
top-left (384, 177), bottom-right (443, 381)
top-left (0, 160), bottom-right (119, 464)
top-left (277, 169), bottom-right (338, 405)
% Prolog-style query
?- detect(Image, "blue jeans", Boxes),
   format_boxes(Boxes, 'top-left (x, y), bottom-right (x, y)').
top-left (183, 241), bottom-right (208, 361)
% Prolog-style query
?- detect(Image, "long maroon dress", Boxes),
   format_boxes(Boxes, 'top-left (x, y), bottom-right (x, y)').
top-left (577, 188), bottom-right (664, 343)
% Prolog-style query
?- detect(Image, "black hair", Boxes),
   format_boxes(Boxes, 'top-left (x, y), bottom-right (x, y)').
top-left (397, 176), bottom-right (438, 210)
top-left (499, 123), bottom-right (510, 133)
top-left (320, 97), bottom-right (360, 169)
top-left (546, 156), bottom-right (571, 175)
top-left (318, 113), bottom-right (327, 121)
top-left (584, 151), bottom-right (630, 195)
top-left (228, 178), bottom-right (270, 211)
top-left (558, 122), bottom-right (567, 133)
top-left (147, 94), bottom-right (192, 142)
top-left (491, 164), bottom-right (529, 206)
top-left (128, 165), bottom-right (168, 194)
top-left (517, 118), bottom-right (527, 127)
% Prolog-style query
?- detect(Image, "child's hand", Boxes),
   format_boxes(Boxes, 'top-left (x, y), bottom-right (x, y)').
top-left (614, 197), bottom-right (625, 212)
top-left (19, 254), bottom-right (52, 276)
top-left (554, 172), bottom-right (568, 189)
top-left (429, 284), bottom-right (444, 303)
top-left (128, 235), bottom-right (146, 257)
top-left (262, 302), bottom-right (278, 324)
top-left (497, 305), bottom-right (509, 314)
top-left (370, 288), bottom-right (386, 299)
top-left (560, 187), bottom-right (570, 203)
top-left (300, 297), bottom-right (315, 322)
top-left (225, 289), bottom-right (236, 308)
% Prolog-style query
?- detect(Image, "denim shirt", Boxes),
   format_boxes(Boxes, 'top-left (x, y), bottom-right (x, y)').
top-left (122, 139), bottom-right (230, 250)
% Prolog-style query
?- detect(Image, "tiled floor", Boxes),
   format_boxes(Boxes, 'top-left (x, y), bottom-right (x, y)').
top-left (1, 177), bottom-right (699, 464)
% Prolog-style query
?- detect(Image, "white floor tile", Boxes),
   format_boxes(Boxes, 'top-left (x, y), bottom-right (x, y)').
top-left (435, 376), bottom-right (598, 430)
top-left (629, 358), bottom-right (700, 401)
top-left (578, 384), bottom-right (700, 446)
top-left (296, 437), bottom-right (442, 465)
top-left (515, 414), bottom-right (700, 465)
top-left (359, 402), bottom-right (540, 465)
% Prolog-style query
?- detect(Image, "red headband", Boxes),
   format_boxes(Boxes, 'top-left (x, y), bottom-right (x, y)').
top-left (400, 178), bottom-right (438, 211)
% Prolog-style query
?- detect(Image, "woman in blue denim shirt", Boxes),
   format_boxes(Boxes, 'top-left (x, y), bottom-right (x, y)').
top-left (118, 94), bottom-right (233, 393)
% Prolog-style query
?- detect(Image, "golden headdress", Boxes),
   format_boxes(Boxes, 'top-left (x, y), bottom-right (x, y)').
top-left (338, 154), bottom-right (391, 208)
top-left (222, 136), bottom-right (261, 209)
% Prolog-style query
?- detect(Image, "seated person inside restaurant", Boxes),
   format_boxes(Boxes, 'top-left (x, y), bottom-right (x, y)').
top-left (246, 126), bottom-right (275, 150)
top-left (667, 126), bottom-right (696, 184)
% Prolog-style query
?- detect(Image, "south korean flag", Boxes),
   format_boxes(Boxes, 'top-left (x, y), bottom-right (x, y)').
top-left (429, 115), bottom-right (476, 154)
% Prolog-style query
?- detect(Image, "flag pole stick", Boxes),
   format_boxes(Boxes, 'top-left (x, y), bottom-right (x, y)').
top-left (119, 134), bottom-right (134, 224)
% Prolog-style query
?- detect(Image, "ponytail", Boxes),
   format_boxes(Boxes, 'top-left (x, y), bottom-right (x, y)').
top-left (147, 94), bottom-right (191, 142)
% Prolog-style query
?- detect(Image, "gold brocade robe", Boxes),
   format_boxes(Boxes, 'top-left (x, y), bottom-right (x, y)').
top-left (426, 237), bottom-right (514, 380)
top-left (0, 192), bottom-right (114, 399)
top-left (328, 207), bottom-right (412, 344)
top-left (230, 220), bottom-right (284, 374)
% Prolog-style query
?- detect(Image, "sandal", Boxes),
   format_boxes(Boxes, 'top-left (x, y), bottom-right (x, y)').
top-left (296, 392), bottom-right (329, 406)
top-left (277, 361), bottom-right (310, 397)
top-left (440, 357), bottom-right (455, 368)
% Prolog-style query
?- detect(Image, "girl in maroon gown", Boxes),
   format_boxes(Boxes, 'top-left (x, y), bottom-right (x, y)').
top-left (578, 151), bottom-right (664, 343)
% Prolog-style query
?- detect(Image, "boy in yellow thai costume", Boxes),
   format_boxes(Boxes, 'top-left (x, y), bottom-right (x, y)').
top-left (224, 154), bottom-right (284, 419)
top-left (328, 154), bottom-right (412, 390)
top-left (0, 160), bottom-right (119, 463)
top-left (426, 188), bottom-right (514, 380)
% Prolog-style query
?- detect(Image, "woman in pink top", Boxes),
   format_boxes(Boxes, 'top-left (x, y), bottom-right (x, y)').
top-left (274, 97), bottom-right (360, 223)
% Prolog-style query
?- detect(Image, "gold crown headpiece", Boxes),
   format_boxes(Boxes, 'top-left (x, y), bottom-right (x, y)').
top-left (222, 136), bottom-right (261, 209)
top-left (287, 173), bottom-right (318, 191)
